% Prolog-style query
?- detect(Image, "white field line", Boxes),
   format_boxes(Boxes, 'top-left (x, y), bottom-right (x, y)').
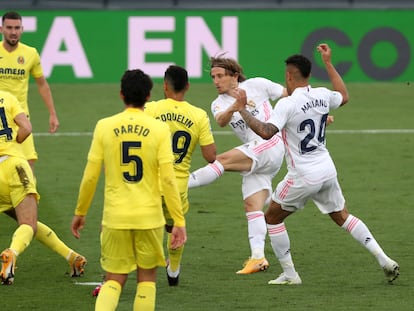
top-left (74, 281), bottom-right (103, 286)
top-left (34, 129), bottom-right (414, 137)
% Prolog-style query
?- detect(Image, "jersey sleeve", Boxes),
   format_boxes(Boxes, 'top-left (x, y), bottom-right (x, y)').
top-left (87, 120), bottom-right (105, 163)
top-left (8, 93), bottom-right (25, 119)
top-left (198, 110), bottom-right (215, 146)
top-left (268, 97), bottom-right (291, 131)
top-left (211, 96), bottom-right (226, 118)
top-left (159, 162), bottom-right (185, 227)
top-left (157, 122), bottom-right (186, 226)
top-left (74, 160), bottom-right (102, 216)
top-left (30, 48), bottom-right (44, 79)
top-left (252, 77), bottom-right (285, 101)
top-left (328, 90), bottom-right (343, 110)
top-left (74, 121), bottom-right (104, 215)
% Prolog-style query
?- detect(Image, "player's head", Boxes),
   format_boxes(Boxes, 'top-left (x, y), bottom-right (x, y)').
top-left (284, 54), bottom-right (312, 95)
top-left (1, 11), bottom-right (23, 47)
top-left (2, 11), bottom-right (22, 24)
top-left (120, 69), bottom-right (153, 108)
top-left (164, 65), bottom-right (189, 93)
top-left (209, 55), bottom-right (246, 94)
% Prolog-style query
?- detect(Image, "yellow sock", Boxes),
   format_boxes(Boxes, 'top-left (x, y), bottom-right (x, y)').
top-left (167, 233), bottom-right (184, 272)
top-left (35, 222), bottom-right (73, 260)
top-left (134, 281), bottom-right (156, 311)
top-left (10, 224), bottom-right (34, 255)
top-left (95, 280), bottom-right (121, 311)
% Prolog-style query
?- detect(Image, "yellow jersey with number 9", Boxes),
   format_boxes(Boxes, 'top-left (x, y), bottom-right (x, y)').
top-left (145, 98), bottom-right (215, 183)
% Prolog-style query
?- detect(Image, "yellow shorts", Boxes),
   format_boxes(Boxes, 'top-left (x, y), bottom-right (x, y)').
top-left (0, 156), bottom-right (40, 213)
top-left (20, 134), bottom-right (38, 161)
top-left (100, 226), bottom-right (165, 274)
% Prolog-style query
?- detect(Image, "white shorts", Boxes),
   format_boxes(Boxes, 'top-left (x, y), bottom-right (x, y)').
top-left (236, 135), bottom-right (284, 199)
top-left (272, 173), bottom-right (345, 214)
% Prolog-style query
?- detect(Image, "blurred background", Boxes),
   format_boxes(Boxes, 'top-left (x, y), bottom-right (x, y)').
top-left (0, 1), bottom-right (413, 83)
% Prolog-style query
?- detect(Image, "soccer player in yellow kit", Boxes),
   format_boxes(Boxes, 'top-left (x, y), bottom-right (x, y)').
top-left (71, 69), bottom-right (187, 311)
top-left (0, 90), bottom-right (39, 285)
top-left (0, 11), bottom-right (87, 277)
top-left (145, 65), bottom-right (216, 286)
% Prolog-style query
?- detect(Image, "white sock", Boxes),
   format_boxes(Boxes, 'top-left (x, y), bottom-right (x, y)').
top-left (167, 264), bottom-right (180, 277)
top-left (188, 160), bottom-right (224, 188)
top-left (267, 223), bottom-right (297, 277)
top-left (246, 211), bottom-right (266, 259)
top-left (341, 214), bottom-right (390, 267)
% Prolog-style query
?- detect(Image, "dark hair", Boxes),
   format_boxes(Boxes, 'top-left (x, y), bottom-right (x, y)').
top-left (209, 54), bottom-right (246, 82)
top-left (120, 69), bottom-right (153, 107)
top-left (2, 11), bottom-right (22, 23)
top-left (285, 54), bottom-right (312, 79)
top-left (164, 65), bottom-right (188, 92)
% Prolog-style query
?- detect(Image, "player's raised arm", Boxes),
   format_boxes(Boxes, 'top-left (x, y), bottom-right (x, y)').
top-left (317, 43), bottom-right (349, 105)
top-left (233, 88), bottom-right (279, 140)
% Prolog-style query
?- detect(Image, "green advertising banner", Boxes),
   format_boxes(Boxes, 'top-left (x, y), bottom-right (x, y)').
top-left (12, 10), bottom-right (414, 83)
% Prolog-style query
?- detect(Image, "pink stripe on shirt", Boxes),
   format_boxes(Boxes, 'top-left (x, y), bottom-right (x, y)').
top-left (263, 101), bottom-right (271, 121)
top-left (282, 129), bottom-right (295, 169)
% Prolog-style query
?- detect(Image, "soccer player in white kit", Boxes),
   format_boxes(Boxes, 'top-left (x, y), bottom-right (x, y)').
top-left (232, 43), bottom-right (400, 284)
top-left (188, 56), bottom-right (287, 274)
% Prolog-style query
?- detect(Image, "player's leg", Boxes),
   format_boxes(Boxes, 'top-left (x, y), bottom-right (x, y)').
top-left (1, 158), bottom-right (39, 285)
top-left (334, 209), bottom-right (399, 282)
top-left (188, 148), bottom-right (251, 188)
top-left (35, 221), bottom-right (87, 276)
top-left (24, 141), bottom-right (88, 276)
top-left (1, 195), bottom-right (38, 285)
top-left (134, 269), bottom-right (157, 310)
top-left (236, 181), bottom-right (270, 274)
top-left (95, 273), bottom-right (126, 311)
top-left (266, 175), bottom-right (308, 285)
top-left (163, 191), bottom-right (187, 285)
top-left (4, 209), bottom-right (87, 276)
top-left (265, 201), bottom-right (301, 285)
top-left (318, 177), bottom-right (399, 283)
top-left (236, 141), bottom-right (284, 274)
top-left (133, 227), bottom-right (165, 310)
top-left (96, 227), bottom-right (133, 310)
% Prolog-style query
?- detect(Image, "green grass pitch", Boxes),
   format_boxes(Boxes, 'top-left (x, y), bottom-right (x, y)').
top-left (0, 81), bottom-right (413, 310)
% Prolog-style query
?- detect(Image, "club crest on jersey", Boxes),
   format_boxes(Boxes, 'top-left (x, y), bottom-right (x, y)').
top-left (17, 56), bottom-right (25, 65)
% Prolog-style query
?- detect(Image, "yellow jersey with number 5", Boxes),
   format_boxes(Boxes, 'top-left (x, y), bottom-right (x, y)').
top-left (85, 107), bottom-right (176, 229)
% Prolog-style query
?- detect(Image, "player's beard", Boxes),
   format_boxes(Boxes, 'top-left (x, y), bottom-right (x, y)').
top-left (6, 37), bottom-right (19, 47)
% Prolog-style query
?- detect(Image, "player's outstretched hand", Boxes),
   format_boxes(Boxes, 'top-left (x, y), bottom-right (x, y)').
top-left (170, 226), bottom-right (187, 250)
top-left (317, 43), bottom-right (332, 64)
top-left (49, 115), bottom-right (60, 133)
top-left (71, 215), bottom-right (86, 239)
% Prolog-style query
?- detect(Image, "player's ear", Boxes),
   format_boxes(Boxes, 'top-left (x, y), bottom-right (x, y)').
top-left (119, 90), bottom-right (125, 100)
